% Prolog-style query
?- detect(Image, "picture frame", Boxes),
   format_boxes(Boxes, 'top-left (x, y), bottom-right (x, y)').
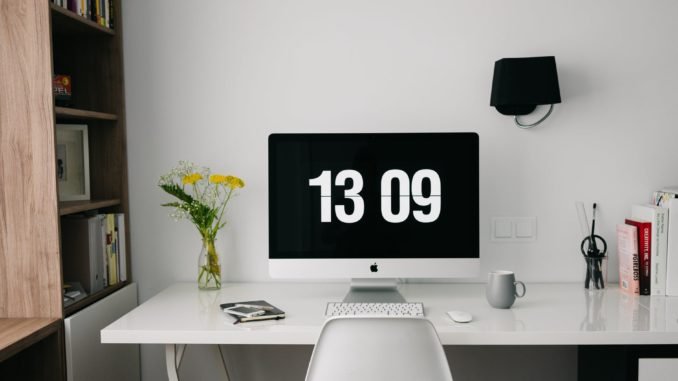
top-left (56, 124), bottom-right (90, 201)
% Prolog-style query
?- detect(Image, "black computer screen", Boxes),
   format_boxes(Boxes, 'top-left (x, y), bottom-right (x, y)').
top-left (269, 133), bottom-right (478, 259)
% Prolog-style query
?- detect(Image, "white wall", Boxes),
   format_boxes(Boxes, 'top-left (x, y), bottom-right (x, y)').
top-left (123, 1), bottom-right (678, 380)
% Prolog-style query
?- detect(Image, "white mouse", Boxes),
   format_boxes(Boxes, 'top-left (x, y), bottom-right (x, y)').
top-left (447, 310), bottom-right (473, 323)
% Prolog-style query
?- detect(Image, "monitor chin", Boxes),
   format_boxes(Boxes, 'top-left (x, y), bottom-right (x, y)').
top-left (268, 258), bottom-right (480, 280)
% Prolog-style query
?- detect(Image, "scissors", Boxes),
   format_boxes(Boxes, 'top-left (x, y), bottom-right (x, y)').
top-left (580, 235), bottom-right (607, 289)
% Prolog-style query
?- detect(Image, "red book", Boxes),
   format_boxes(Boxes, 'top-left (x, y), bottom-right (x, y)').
top-left (626, 218), bottom-right (652, 295)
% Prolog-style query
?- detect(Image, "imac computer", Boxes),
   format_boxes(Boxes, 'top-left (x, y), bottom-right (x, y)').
top-left (268, 133), bottom-right (479, 302)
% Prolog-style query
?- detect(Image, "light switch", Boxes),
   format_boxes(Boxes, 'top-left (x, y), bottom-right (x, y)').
top-left (491, 217), bottom-right (537, 242)
top-left (515, 220), bottom-right (533, 238)
top-left (514, 217), bottom-right (537, 241)
top-left (494, 219), bottom-right (512, 238)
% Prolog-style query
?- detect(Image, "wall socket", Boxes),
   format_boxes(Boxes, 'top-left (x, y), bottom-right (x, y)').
top-left (491, 217), bottom-right (537, 242)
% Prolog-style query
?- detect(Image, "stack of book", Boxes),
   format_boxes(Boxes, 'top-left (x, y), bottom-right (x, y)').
top-left (61, 213), bottom-right (127, 294)
top-left (52, 0), bottom-right (114, 29)
top-left (618, 187), bottom-right (678, 296)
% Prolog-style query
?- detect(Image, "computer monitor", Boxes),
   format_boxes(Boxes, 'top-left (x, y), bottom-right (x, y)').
top-left (268, 133), bottom-right (479, 302)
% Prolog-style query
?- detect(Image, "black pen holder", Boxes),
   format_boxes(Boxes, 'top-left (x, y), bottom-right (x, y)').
top-left (583, 255), bottom-right (608, 290)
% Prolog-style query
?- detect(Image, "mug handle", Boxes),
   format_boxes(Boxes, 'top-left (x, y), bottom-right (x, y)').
top-left (514, 281), bottom-right (526, 298)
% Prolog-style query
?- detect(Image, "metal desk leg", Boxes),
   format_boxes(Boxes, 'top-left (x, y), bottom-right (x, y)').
top-left (165, 344), bottom-right (231, 381)
top-left (217, 345), bottom-right (232, 381)
top-left (165, 344), bottom-right (187, 381)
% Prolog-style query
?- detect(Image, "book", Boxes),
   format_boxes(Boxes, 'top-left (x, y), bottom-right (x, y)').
top-left (53, 74), bottom-right (72, 106)
top-left (105, 213), bottom-right (118, 285)
top-left (655, 188), bottom-right (678, 295)
top-left (116, 213), bottom-right (127, 282)
top-left (95, 0), bottom-right (101, 25)
top-left (104, 0), bottom-right (109, 27)
top-left (108, 0), bottom-right (114, 29)
top-left (98, 215), bottom-right (108, 287)
top-left (631, 204), bottom-right (669, 295)
top-left (61, 215), bottom-right (106, 294)
top-left (617, 224), bottom-right (640, 294)
top-left (625, 218), bottom-right (652, 295)
top-left (219, 300), bottom-right (286, 324)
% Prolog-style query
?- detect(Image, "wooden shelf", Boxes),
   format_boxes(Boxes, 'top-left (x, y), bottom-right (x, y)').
top-left (0, 2), bottom-right (128, 378)
top-left (64, 282), bottom-right (129, 317)
top-left (59, 199), bottom-right (121, 216)
top-left (55, 107), bottom-right (117, 121)
top-left (50, 3), bottom-right (114, 36)
top-left (0, 318), bottom-right (60, 363)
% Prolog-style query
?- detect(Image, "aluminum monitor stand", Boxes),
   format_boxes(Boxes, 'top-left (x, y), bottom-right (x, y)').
top-left (342, 278), bottom-right (406, 303)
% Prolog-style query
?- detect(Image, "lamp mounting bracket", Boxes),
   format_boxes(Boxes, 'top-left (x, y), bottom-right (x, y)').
top-left (514, 104), bottom-right (555, 129)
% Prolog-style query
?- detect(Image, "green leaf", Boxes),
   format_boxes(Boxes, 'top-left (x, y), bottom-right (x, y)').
top-left (161, 202), bottom-right (182, 208)
top-left (160, 183), bottom-right (194, 204)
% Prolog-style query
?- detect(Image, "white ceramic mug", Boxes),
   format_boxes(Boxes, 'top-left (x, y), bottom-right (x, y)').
top-left (486, 270), bottom-right (526, 309)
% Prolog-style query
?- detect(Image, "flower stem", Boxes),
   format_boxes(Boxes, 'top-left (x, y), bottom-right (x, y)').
top-left (198, 236), bottom-right (221, 289)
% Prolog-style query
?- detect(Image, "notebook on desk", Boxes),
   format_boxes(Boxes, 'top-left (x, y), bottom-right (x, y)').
top-left (220, 300), bottom-right (286, 324)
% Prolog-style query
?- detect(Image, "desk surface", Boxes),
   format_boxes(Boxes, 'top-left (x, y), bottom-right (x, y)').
top-left (101, 282), bottom-right (678, 346)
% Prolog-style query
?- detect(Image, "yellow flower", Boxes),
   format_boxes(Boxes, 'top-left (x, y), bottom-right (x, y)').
top-left (182, 173), bottom-right (203, 185)
top-left (227, 175), bottom-right (245, 189)
top-left (209, 174), bottom-right (228, 184)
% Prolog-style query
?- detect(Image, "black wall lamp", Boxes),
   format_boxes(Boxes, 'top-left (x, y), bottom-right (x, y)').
top-left (490, 56), bottom-right (561, 129)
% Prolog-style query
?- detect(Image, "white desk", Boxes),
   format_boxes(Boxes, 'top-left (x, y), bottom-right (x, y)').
top-left (101, 283), bottom-right (678, 380)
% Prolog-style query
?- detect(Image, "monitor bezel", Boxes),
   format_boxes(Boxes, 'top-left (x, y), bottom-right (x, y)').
top-left (268, 132), bottom-right (479, 279)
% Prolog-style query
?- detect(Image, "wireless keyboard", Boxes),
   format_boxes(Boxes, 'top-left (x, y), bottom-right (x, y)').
top-left (325, 302), bottom-right (425, 317)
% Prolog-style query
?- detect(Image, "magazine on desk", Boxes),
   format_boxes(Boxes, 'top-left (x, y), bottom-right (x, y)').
top-left (220, 300), bottom-right (285, 324)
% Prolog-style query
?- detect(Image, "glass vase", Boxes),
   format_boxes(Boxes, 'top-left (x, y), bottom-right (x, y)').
top-left (198, 237), bottom-right (221, 290)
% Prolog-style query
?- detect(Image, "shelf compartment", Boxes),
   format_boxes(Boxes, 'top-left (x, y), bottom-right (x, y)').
top-left (0, 318), bottom-right (60, 363)
top-left (59, 199), bottom-right (121, 216)
top-left (50, 3), bottom-right (115, 36)
top-left (64, 281), bottom-right (129, 317)
top-left (55, 107), bottom-right (117, 121)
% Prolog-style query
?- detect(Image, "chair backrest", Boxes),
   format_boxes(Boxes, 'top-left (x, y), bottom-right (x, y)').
top-left (305, 317), bottom-right (453, 381)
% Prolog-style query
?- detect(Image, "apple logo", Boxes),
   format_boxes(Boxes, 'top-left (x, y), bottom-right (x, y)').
top-left (370, 263), bottom-right (378, 272)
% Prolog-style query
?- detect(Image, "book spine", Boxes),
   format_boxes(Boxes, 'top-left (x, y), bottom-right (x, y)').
top-left (113, 213), bottom-right (120, 282)
top-left (94, 215), bottom-right (105, 292)
top-left (87, 218), bottom-right (98, 293)
top-left (617, 224), bottom-right (640, 294)
top-left (95, 0), bottom-right (101, 25)
top-left (626, 219), bottom-right (652, 295)
top-left (109, 0), bottom-right (114, 29)
top-left (105, 214), bottom-right (116, 285)
top-left (653, 208), bottom-right (669, 295)
top-left (664, 197), bottom-right (678, 295)
top-left (104, 0), bottom-right (109, 28)
top-left (99, 215), bottom-right (108, 287)
top-left (89, 0), bottom-right (96, 22)
top-left (100, 0), bottom-right (106, 26)
top-left (632, 205), bottom-right (669, 296)
top-left (116, 214), bottom-right (127, 282)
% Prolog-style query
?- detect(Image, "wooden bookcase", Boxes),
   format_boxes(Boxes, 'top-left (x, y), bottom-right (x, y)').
top-left (0, 1), bottom-right (130, 379)
top-left (51, 0), bottom-right (131, 317)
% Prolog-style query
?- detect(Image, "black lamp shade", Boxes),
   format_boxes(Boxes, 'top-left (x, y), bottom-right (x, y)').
top-left (490, 56), bottom-right (561, 116)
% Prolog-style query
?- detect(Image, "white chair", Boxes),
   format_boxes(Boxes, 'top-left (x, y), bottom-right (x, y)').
top-left (305, 317), bottom-right (453, 381)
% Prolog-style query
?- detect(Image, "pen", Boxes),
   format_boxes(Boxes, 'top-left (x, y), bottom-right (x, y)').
top-left (587, 203), bottom-right (600, 256)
